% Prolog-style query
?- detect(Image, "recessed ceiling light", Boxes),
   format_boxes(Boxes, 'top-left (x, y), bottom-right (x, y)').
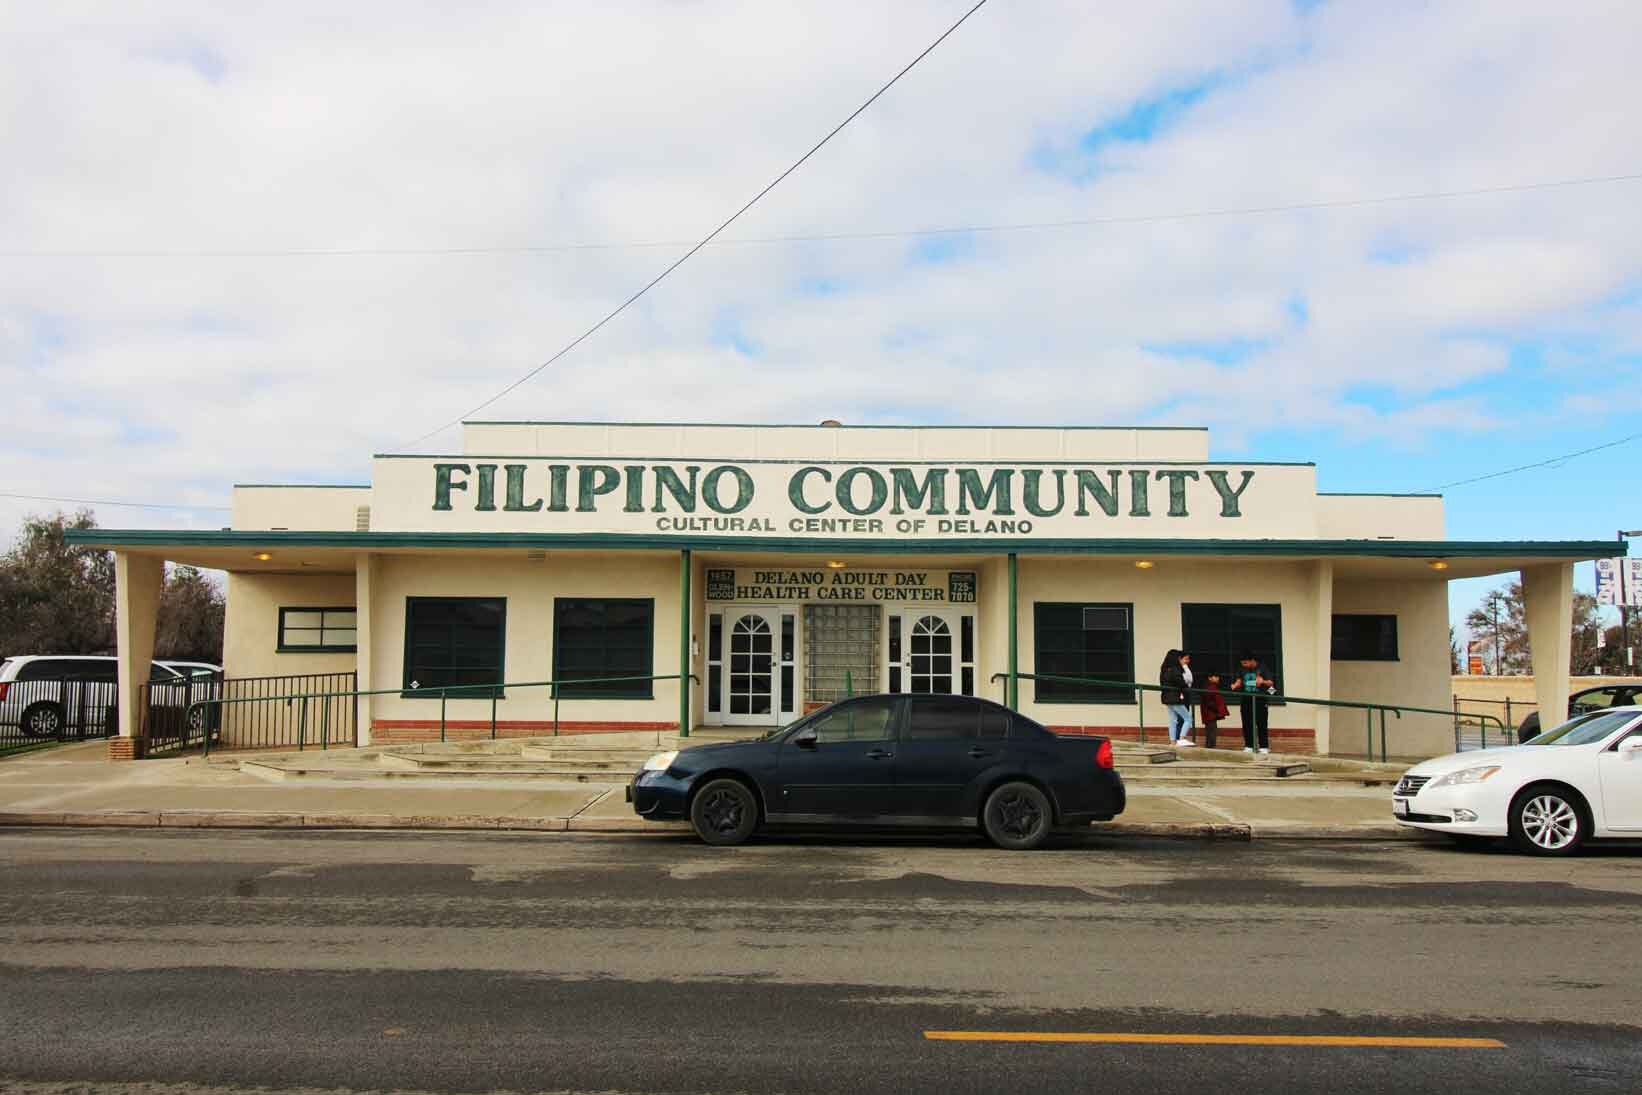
top-left (253, 552), bottom-right (273, 561)
top-left (1428, 560), bottom-right (1450, 571)
top-left (1134, 560), bottom-right (1155, 569)
top-left (826, 560), bottom-right (847, 569)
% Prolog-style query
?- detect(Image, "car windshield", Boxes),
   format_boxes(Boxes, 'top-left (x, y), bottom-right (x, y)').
top-left (1524, 708), bottom-right (1640, 747)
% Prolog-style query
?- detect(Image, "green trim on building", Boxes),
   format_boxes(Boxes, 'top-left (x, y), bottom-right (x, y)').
top-left (65, 528), bottom-right (1619, 561)
top-left (461, 420), bottom-right (1211, 432)
top-left (1316, 492), bottom-right (1442, 498)
top-left (372, 453), bottom-right (1318, 467)
top-left (234, 484), bottom-right (372, 490)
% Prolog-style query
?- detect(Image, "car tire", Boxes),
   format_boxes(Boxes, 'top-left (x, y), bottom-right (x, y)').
top-left (982, 781), bottom-right (1053, 851)
top-left (1508, 784), bottom-right (1588, 857)
top-left (690, 778), bottom-right (759, 846)
top-left (19, 702), bottom-right (64, 740)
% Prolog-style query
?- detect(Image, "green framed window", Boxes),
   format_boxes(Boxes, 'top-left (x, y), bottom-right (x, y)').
top-left (1032, 603), bottom-right (1135, 704)
top-left (1181, 603), bottom-right (1283, 699)
top-left (277, 607), bottom-right (358, 653)
top-left (1332, 614), bottom-right (1398, 661)
top-left (553, 598), bottom-right (655, 699)
top-left (401, 597), bottom-right (506, 698)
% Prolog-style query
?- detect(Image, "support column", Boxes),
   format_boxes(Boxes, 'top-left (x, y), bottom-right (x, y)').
top-left (1007, 553), bottom-right (1019, 709)
top-left (111, 552), bottom-right (164, 761)
top-left (1522, 563), bottom-right (1574, 731)
top-left (1311, 560), bottom-right (1334, 754)
top-left (679, 549), bottom-right (692, 737)
top-left (354, 553), bottom-right (376, 747)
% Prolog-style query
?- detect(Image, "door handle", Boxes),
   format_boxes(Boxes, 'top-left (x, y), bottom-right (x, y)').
top-left (866, 749), bottom-right (894, 760)
top-left (967, 747), bottom-right (991, 759)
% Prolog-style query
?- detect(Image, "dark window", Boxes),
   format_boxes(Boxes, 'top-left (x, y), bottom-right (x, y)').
top-left (403, 597), bottom-right (506, 697)
top-left (17, 659), bottom-right (79, 681)
top-left (1181, 604), bottom-right (1283, 698)
top-left (907, 695), bottom-right (980, 741)
top-left (552, 598), bottom-right (654, 699)
top-left (1033, 603), bottom-right (1135, 704)
top-left (1331, 614), bottom-right (1398, 661)
top-left (278, 607), bottom-right (358, 653)
top-left (979, 702), bottom-right (1010, 740)
top-left (807, 696), bottom-right (898, 742)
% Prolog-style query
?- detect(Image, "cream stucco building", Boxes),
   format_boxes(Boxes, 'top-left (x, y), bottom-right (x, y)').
top-left (71, 421), bottom-right (1611, 760)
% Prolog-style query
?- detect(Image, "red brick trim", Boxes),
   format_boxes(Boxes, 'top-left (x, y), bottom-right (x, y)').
top-left (1049, 724), bottom-right (1317, 753)
top-left (107, 737), bottom-right (143, 762)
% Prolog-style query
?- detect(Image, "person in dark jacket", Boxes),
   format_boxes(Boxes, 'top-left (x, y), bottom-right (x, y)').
top-left (1159, 649), bottom-right (1195, 747)
top-left (1228, 650), bottom-right (1277, 754)
top-left (1198, 671), bottom-right (1230, 748)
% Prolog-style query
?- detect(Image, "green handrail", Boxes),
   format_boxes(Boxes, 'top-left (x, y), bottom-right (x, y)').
top-left (187, 673), bottom-right (701, 757)
top-left (988, 671), bottom-right (1508, 762)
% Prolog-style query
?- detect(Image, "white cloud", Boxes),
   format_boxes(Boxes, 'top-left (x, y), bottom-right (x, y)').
top-left (2, 0), bottom-right (1640, 537)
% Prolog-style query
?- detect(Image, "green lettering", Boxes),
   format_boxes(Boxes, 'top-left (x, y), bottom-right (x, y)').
top-left (955, 468), bottom-right (1015, 516)
top-left (703, 465), bottom-right (754, 514)
top-left (503, 464), bottom-right (543, 512)
top-left (837, 467), bottom-right (888, 516)
top-left (432, 463), bottom-right (471, 512)
top-left (1206, 469), bottom-right (1255, 517)
top-left (890, 467), bottom-right (949, 515)
top-left (547, 465), bottom-right (569, 512)
top-left (1020, 468), bottom-right (1066, 517)
top-left (1154, 469), bottom-right (1199, 517)
top-left (789, 466), bottom-right (832, 515)
top-left (577, 465), bottom-right (621, 512)
top-left (652, 465), bottom-right (700, 513)
top-left (1128, 469), bottom-right (1150, 517)
top-left (623, 465), bottom-right (646, 514)
top-left (474, 464), bottom-right (498, 512)
top-left (1073, 469), bottom-right (1120, 517)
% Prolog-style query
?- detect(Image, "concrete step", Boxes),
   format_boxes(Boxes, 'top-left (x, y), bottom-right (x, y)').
top-left (1125, 761), bottom-right (1311, 780)
top-left (241, 760), bottom-right (619, 784)
top-left (377, 754), bottom-right (635, 774)
top-left (519, 746), bottom-right (660, 763)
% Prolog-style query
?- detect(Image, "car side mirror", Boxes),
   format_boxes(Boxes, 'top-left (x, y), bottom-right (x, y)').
top-left (1619, 738), bottom-right (1642, 757)
top-left (794, 728), bottom-right (818, 750)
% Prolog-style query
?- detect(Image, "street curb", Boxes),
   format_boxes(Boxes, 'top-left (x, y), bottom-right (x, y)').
top-left (0, 811), bottom-right (1417, 841)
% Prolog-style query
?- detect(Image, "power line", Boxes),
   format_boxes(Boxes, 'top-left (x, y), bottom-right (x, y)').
top-left (400, 0), bottom-right (990, 448)
top-left (0, 491), bottom-right (230, 512)
top-left (5, 171), bottom-right (1637, 260)
top-left (1418, 431), bottom-right (1642, 492)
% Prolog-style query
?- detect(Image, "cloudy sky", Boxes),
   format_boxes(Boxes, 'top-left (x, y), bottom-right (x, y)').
top-left (2, 1), bottom-right (1638, 632)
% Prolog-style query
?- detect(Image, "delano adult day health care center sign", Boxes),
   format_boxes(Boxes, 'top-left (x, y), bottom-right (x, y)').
top-left (371, 458), bottom-right (1318, 540)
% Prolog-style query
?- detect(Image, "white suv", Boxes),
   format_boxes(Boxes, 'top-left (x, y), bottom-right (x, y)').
top-left (0, 656), bottom-right (222, 739)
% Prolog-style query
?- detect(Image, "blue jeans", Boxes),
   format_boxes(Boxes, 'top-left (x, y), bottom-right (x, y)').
top-left (1168, 704), bottom-right (1193, 741)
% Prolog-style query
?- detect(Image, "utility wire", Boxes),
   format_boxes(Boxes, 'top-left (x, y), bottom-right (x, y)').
top-left (0, 491), bottom-right (230, 512)
top-left (5, 172), bottom-right (1637, 260)
top-left (1418, 431), bottom-right (1642, 493)
top-left (402, 0), bottom-right (990, 447)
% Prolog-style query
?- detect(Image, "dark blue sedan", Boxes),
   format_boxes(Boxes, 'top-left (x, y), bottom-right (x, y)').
top-left (627, 693), bottom-right (1125, 848)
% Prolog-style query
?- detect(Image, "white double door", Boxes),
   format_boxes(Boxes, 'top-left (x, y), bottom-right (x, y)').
top-left (889, 609), bottom-right (976, 696)
top-left (720, 608), bottom-right (791, 725)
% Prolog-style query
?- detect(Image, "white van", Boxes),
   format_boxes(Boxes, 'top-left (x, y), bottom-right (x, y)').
top-left (0, 656), bottom-right (222, 739)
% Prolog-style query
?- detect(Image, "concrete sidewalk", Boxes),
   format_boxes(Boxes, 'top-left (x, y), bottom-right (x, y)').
top-left (0, 740), bottom-right (1415, 840)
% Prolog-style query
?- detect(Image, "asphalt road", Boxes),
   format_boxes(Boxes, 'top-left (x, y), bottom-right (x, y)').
top-left (1, 828), bottom-right (1639, 1095)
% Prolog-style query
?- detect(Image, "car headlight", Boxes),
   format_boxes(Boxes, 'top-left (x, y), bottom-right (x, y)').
top-left (642, 750), bottom-right (679, 772)
top-left (1429, 765), bottom-right (1500, 788)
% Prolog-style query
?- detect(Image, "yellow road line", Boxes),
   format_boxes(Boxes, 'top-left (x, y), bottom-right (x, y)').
top-left (924, 1032), bottom-right (1505, 1049)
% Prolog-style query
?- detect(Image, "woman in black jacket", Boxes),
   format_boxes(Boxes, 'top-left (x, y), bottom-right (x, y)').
top-left (1159, 649), bottom-right (1195, 747)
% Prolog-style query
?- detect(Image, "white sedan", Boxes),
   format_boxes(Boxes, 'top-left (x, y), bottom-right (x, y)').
top-left (1393, 706), bottom-right (1642, 855)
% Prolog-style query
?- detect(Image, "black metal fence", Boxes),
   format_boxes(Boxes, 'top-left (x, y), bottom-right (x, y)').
top-left (0, 678), bottom-right (118, 750)
top-left (145, 671), bottom-right (357, 755)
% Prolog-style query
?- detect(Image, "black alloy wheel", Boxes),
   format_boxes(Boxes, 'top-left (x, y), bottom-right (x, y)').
top-left (690, 778), bottom-right (759, 846)
top-left (19, 702), bottom-right (64, 740)
top-left (1508, 784), bottom-right (1588, 856)
top-left (982, 781), bottom-right (1052, 850)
